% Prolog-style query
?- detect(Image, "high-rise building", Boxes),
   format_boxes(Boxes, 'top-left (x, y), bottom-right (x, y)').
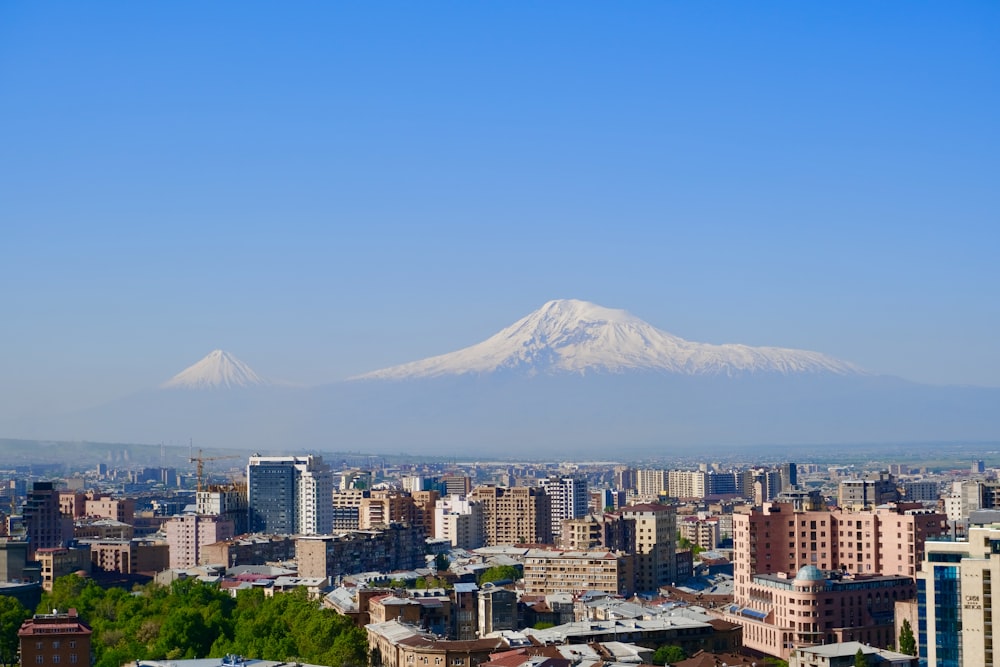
top-left (434, 495), bottom-right (484, 549)
top-left (540, 475), bottom-right (589, 531)
top-left (164, 514), bottom-right (235, 568)
top-left (247, 455), bottom-right (333, 535)
top-left (917, 523), bottom-right (1000, 667)
top-left (23, 482), bottom-right (72, 558)
top-left (469, 485), bottom-right (552, 546)
top-left (838, 472), bottom-right (900, 510)
top-left (197, 487), bottom-right (249, 535)
top-left (618, 503), bottom-right (676, 591)
top-left (635, 469), bottom-right (668, 498)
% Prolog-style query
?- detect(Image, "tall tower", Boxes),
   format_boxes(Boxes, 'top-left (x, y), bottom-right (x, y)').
top-left (23, 482), bottom-right (72, 558)
top-left (247, 455), bottom-right (333, 535)
top-left (541, 475), bottom-right (589, 533)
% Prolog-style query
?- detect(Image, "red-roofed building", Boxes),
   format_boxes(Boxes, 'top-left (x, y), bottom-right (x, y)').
top-left (18, 609), bottom-right (92, 667)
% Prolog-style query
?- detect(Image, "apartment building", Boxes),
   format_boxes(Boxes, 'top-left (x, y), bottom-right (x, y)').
top-left (521, 549), bottom-right (634, 596)
top-left (469, 485), bottom-right (552, 546)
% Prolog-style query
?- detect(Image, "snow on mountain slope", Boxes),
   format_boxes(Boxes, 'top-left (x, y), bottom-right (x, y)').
top-left (354, 299), bottom-right (864, 380)
top-left (161, 350), bottom-right (270, 389)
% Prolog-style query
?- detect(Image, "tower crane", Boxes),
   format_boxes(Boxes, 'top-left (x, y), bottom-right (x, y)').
top-left (188, 449), bottom-right (241, 493)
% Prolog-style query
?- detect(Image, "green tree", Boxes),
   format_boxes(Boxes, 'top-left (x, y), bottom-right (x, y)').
top-left (854, 647), bottom-right (868, 667)
top-left (899, 618), bottom-right (917, 656)
top-left (434, 553), bottom-right (450, 572)
top-left (478, 565), bottom-right (521, 585)
top-left (651, 644), bottom-right (687, 665)
top-left (0, 596), bottom-right (30, 667)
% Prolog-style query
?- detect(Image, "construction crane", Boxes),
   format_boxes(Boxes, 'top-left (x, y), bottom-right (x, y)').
top-left (189, 449), bottom-right (241, 493)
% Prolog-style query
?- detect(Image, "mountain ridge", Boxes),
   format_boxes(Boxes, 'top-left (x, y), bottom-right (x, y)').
top-left (161, 350), bottom-right (270, 389)
top-left (354, 299), bottom-right (864, 380)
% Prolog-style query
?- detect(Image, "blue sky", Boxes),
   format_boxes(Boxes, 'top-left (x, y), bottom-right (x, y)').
top-left (1, 2), bottom-right (998, 417)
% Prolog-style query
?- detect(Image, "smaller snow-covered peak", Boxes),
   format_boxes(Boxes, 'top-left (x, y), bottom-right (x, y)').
top-left (161, 350), bottom-right (269, 389)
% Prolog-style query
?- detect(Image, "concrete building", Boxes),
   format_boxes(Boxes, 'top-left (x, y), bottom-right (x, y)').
top-left (521, 549), bottom-right (634, 596)
top-left (559, 514), bottom-right (605, 550)
top-left (668, 470), bottom-right (706, 499)
top-left (679, 515), bottom-right (721, 551)
top-left (80, 538), bottom-right (169, 575)
top-left (248, 454), bottom-right (334, 535)
top-left (36, 546), bottom-right (91, 592)
top-left (360, 490), bottom-right (417, 530)
top-left (23, 482), bottom-right (73, 558)
top-left (196, 487), bottom-right (249, 535)
top-left (164, 514), bottom-right (235, 568)
top-left (200, 534), bottom-right (297, 568)
top-left (469, 486), bottom-right (552, 546)
top-left (539, 476), bottom-right (589, 531)
top-left (434, 495), bottom-right (484, 549)
top-left (618, 503), bottom-right (677, 591)
top-left (84, 495), bottom-right (136, 524)
top-left (788, 641), bottom-right (918, 667)
top-left (916, 523), bottom-right (1000, 667)
top-left (634, 469), bottom-right (667, 499)
top-left (838, 472), bottom-right (900, 510)
top-left (296, 524), bottom-right (425, 581)
top-left (18, 609), bottom-right (92, 667)
top-left (478, 584), bottom-right (516, 636)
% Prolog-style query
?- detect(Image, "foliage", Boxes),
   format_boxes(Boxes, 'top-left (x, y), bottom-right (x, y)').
top-left (477, 565), bottom-right (522, 585)
top-left (0, 596), bottom-right (31, 667)
top-left (434, 553), bottom-right (450, 572)
top-left (854, 647), bottom-right (868, 667)
top-left (651, 644), bottom-right (687, 665)
top-left (762, 659), bottom-right (788, 667)
top-left (899, 618), bottom-right (917, 656)
top-left (38, 575), bottom-right (368, 667)
top-left (532, 621), bottom-right (555, 630)
top-left (675, 536), bottom-right (705, 556)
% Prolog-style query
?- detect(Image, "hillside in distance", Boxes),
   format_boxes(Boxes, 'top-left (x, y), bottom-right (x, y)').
top-left (3, 300), bottom-right (998, 456)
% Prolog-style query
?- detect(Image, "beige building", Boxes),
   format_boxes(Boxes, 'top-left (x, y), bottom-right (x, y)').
top-left (36, 546), bottom-right (91, 591)
top-left (635, 469), bottom-right (667, 499)
top-left (469, 486), bottom-right (552, 546)
top-left (84, 495), bottom-right (136, 524)
top-left (916, 523), bottom-right (1000, 667)
top-left (81, 538), bottom-right (169, 574)
top-left (619, 503), bottom-right (677, 591)
top-left (521, 549), bottom-right (634, 596)
top-left (361, 490), bottom-right (417, 529)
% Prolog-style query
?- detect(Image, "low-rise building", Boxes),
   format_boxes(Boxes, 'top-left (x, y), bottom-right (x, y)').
top-left (18, 609), bottom-right (92, 667)
top-left (521, 549), bottom-right (634, 596)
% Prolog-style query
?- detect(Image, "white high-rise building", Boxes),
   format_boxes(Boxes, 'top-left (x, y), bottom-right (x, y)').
top-left (541, 475), bottom-right (589, 536)
top-left (247, 455), bottom-right (334, 535)
top-left (434, 495), bottom-right (484, 549)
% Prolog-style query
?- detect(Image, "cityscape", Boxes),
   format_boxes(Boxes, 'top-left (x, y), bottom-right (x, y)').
top-left (2, 3), bottom-right (997, 667)
top-left (2, 444), bottom-right (1000, 667)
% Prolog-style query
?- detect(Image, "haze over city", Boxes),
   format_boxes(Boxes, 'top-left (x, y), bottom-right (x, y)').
top-left (2, 3), bottom-right (998, 444)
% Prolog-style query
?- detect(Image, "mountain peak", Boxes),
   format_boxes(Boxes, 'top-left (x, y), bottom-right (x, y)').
top-left (354, 299), bottom-right (864, 380)
top-left (161, 350), bottom-right (269, 389)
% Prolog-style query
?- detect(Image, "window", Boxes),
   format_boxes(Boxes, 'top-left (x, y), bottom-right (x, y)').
top-left (36, 657), bottom-right (44, 665)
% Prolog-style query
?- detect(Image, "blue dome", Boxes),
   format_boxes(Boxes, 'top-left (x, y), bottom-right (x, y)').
top-left (795, 565), bottom-right (826, 582)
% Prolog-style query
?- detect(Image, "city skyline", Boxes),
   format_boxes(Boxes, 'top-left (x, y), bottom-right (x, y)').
top-left (2, 3), bottom-right (998, 422)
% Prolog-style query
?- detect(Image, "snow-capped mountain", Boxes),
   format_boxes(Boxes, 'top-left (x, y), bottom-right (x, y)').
top-left (161, 350), bottom-right (270, 389)
top-left (355, 299), bottom-right (863, 380)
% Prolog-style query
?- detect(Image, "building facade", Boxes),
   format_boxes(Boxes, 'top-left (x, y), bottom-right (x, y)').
top-left (18, 609), bottom-right (92, 667)
top-left (248, 455), bottom-right (333, 535)
top-left (469, 486), bottom-right (552, 546)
